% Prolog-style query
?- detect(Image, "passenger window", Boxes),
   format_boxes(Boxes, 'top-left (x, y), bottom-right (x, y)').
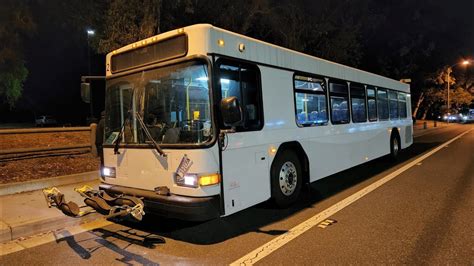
top-left (377, 89), bottom-right (389, 120)
top-left (293, 75), bottom-right (328, 126)
top-left (398, 93), bottom-right (407, 118)
top-left (389, 90), bottom-right (399, 119)
top-left (367, 86), bottom-right (377, 121)
top-left (218, 60), bottom-right (263, 131)
top-left (350, 83), bottom-right (367, 123)
top-left (329, 80), bottom-right (349, 124)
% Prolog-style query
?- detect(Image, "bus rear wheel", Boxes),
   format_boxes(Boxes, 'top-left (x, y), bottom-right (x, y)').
top-left (271, 150), bottom-right (302, 208)
top-left (390, 132), bottom-right (401, 160)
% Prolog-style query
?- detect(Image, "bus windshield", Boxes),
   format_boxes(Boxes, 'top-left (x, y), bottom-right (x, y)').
top-left (104, 60), bottom-right (213, 146)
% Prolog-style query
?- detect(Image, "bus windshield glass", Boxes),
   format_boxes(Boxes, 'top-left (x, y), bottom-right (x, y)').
top-left (104, 60), bottom-right (212, 146)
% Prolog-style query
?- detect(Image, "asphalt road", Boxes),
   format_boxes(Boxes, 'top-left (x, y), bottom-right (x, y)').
top-left (1, 124), bottom-right (473, 265)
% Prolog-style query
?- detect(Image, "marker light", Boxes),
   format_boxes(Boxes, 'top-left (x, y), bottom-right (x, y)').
top-left (218, 39), bottom-right (225, 47)
top-left (238, 43), bottom-right (245, 52)
top-left (102, 167), bottom-right (116, 178)
top-left (199, 174), bottom-right (220, 186)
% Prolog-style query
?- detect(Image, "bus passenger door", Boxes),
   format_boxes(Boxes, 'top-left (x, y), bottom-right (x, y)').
top-left (216, 59), bottom-right (270, 216)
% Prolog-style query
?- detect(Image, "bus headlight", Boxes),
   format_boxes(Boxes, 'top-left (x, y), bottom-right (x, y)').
top-left (175, 174), bottom-right (199, 188)
top-left (175, 173), bottom-right (220, 188)
top-left (102, 166), bottom-right (116, 178)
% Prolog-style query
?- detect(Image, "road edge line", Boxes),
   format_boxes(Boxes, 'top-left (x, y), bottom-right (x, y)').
top-left (230, 129), bottom-right (472, 265)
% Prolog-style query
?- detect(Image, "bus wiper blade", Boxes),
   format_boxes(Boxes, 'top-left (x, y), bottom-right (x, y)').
top-left (135, 112), bottom-right (166, 157)
top-left (113, 111), bottom-right (129, 155)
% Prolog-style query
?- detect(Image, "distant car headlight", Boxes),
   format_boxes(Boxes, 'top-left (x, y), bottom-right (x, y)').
top-left (462, 116), bottom-right (468, 120)
top-left (102, 166), bottom-right (116, 178)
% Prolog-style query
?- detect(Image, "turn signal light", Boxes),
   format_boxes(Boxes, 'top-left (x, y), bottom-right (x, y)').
top-left (199, 174), bottom-right (220, 186)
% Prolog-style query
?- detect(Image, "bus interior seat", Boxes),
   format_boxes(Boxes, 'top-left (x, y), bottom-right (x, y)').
top-left (162, 128), bottom-right (180, 144)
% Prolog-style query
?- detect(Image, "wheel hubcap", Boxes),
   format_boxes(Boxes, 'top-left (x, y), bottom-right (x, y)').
top-left (279, 161), bottom-right (297, 196)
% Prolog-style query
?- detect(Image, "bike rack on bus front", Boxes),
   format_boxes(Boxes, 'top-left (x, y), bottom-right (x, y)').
top-left (42, 185), bottom-right (145, 221)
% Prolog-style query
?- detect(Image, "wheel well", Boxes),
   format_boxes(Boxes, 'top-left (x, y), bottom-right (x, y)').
top-left (273, 141), bottom-right (310, 185)
top-left (391, 127), bottom-right (400, 140)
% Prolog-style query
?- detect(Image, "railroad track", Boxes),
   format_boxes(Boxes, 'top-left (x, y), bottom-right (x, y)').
top-left (0, 127), bottom-right (94, 162)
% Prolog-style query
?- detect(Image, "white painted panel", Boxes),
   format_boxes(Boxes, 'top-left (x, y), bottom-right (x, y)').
top-left (103, 145), bottom-right (221, 197)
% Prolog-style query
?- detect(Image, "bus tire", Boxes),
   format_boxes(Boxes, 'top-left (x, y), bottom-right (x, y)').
top-left (390, 132), bottom-right (401, 160)
top-left (271, 150), bottom-right (302, 208)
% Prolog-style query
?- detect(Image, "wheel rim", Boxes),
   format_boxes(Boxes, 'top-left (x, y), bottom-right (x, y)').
top-left (279, 161), bottom-right (297, 196)
top-left (393, 138), bottom-right (399, 156)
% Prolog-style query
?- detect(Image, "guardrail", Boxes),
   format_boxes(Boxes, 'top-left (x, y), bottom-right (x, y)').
top-left (0, 127), bottom-right (90, 134)
top-left (0, 125), bottom-right (98, 161)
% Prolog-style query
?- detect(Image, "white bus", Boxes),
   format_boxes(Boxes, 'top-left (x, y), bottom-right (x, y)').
top-left (56, 24), bottom-right (412, 221)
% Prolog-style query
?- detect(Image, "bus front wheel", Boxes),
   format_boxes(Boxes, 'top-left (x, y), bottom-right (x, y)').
top-left (271, 150), bottom-right (302, 208)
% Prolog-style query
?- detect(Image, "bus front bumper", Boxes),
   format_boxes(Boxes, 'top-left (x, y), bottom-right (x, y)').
top-left (99, 184), bottom-right (221, 222)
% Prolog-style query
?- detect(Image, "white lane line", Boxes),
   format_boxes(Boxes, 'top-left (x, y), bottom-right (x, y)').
top-left (231, 129), bottom-right (472, 266)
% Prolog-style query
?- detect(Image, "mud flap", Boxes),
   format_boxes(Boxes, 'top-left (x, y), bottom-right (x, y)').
top-left (42, 186), bottom-right (145, 221)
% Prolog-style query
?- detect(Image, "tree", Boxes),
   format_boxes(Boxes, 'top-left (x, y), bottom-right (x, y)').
top-left (415, 66), bottom-right (474, 119)
top-left (97, 0), bottom-right (162, 53)
top-left (0, 0), bottom-right (35, 108)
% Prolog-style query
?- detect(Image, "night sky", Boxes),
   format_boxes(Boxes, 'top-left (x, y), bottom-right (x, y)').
top-left (1, 0), bottom-right (473, 125)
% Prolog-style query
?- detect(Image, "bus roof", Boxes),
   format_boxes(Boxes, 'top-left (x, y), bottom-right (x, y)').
top-left (106, 24), bottom-right (410, 93)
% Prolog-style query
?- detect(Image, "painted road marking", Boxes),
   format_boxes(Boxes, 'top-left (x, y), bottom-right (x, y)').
top-left (231, 129), bottom-right (472, 265)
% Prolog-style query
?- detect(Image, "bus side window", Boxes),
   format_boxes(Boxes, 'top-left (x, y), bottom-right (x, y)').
top-left (218, 60), bottom-right (263, 131)
top-left (377, 88), bottom-right (389, 120)
top-left (367, 86), bottom-right (377, 121)
top-left (388, 90), bottom-right (399, 120)
top-left (350, 83), bottom-right (367, 123)
top-left (398, 92), bottom-right (407, 118)
top-left (329, 80), bottom-right (350, 124)
top-left (293, 74), bottom-right (328, 127)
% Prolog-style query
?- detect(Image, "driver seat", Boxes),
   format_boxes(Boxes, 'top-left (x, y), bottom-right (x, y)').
top-left (162, 128), bottom-right (180, 144)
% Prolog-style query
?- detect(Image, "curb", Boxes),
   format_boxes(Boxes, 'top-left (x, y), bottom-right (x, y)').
top-left (0, 171), bottom-right (99, 196)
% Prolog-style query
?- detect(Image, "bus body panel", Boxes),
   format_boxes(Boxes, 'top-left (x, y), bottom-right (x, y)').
top-left (102, 146), bottom-right (221, 197)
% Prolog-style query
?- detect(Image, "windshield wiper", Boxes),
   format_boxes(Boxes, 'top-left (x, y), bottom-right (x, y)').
top-left (113, 110), bottom-right (130, 155)
top-left (135, 112), bottom-right (166, 157)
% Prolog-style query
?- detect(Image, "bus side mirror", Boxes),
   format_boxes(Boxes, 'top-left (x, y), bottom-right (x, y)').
top-left (220, 96), bottom-right (242, 127)
top-left (81, 83), bottom-right (91, 103)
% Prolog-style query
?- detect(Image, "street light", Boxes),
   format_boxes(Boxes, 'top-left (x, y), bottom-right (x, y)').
top-left (86, 28), bottom-right (95, 121)
top-left (86, 29), bottom-right (95, 75)
top-left (446, 59), bottom-right (471, 120)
